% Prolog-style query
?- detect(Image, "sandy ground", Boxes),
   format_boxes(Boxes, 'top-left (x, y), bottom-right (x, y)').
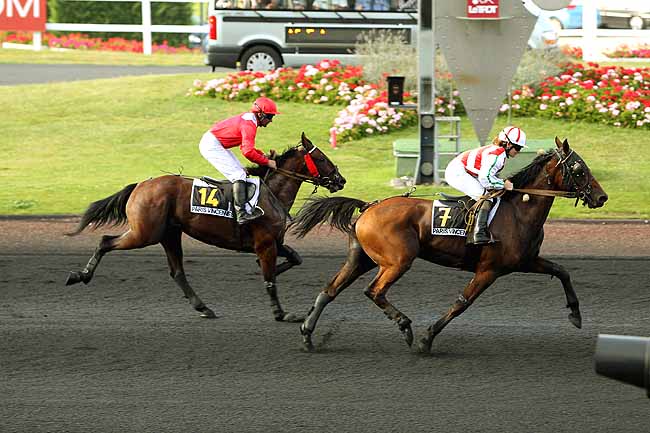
top-left (1, 218), bottom-right (649, 433)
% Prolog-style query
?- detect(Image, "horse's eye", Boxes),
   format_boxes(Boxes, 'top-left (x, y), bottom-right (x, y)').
top-left (572, 162), bottom-right (584, 175)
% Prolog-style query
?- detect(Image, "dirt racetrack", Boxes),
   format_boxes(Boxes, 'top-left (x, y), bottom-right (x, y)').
top-left (1, 218), bottom-right (649, 433)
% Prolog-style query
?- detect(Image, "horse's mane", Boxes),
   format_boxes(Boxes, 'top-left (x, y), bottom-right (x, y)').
top-left (507, 149), bottom-right (555, 191)
top-left (246, 146), bottom-right (301, 178)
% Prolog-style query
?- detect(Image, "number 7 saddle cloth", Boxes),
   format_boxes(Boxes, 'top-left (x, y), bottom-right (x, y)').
top-left (431, 194), bottom-right (500, 237)
top-left (190, 177), bottom-right (261, 219)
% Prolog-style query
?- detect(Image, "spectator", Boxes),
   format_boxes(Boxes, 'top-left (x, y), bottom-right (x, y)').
top-left (356, 0), bottom-right (390, 11)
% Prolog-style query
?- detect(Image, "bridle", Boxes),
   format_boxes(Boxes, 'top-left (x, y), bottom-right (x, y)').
top-left (513, 148), bottom-right (593, 206)
top-left (267, 144), bottom-right (341, 192)
top-left (552, 148), bottom-right (594, 206)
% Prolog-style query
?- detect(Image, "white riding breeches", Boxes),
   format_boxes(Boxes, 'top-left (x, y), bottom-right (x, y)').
top-left (199, 131), bottom-right (247, 182)
top-left (444, 158), bottom-right (486, 201)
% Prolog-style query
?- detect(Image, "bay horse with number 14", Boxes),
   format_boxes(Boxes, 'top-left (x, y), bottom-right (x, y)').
top-left (65, 133), bottom-right (345, 322)
top-left (292, 137), bottom-right (608, 352)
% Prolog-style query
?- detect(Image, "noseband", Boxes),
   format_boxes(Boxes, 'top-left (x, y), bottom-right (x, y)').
top-left (270, 144), bottom-right (341, 191)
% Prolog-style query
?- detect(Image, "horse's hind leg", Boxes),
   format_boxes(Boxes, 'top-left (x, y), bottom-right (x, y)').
top-left (522, 256), bottom-right (581, 328)
top-left (301, 236), bottom-right (377, 351)
top-left (66, 224), bottom-right (162, 286)
top-left (161, 228), bottom-right (216, 319)
top-left (66, 234), bottom-right (121, 286)
top-left (419, 268), bottom-right (497, 354)
top-left (363, 261), bottom-right (415, 347)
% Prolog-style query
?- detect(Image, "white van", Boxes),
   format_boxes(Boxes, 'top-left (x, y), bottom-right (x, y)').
top-left (204, 0), bottom-right (418, 71)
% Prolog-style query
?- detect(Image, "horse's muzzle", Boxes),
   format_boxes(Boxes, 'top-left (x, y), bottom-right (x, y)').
top-left (587, 192), bottom-right (608, 208)
top-left (325, 173), bottom-right (347, 193)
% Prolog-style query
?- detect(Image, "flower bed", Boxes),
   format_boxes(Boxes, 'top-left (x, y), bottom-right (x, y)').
top-left (190, 59), bottom-right (650, 142)
top-left (507, 63), bottom-right (650, 129)
top-left (605, 44), bottom-right (650, 59)
top-left (189, 60), bottom-right (463, 143)
top-left (0, 31), bottom-right (196, 54)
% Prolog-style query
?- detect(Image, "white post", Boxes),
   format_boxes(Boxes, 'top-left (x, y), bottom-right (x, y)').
top-left (142, 0), bottom-right (152, 55)
top-left (33, 32), bottom-right (42, 51)
top-left (582, 0), bottom-right (598, 61)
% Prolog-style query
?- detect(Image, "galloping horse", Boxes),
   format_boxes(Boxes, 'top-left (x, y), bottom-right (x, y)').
top-left (66, 133), bottom-right (346, 321)
top-left (291, 137), bottom-right (608, 352)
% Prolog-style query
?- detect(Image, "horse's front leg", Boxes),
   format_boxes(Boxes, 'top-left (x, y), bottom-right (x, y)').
top-left (255, 237), bottom-right (303, 323)
top-left (419, 269), bottom-right (497, 354)
top-left (522, 256), bottom-right (582, 329)
top-left (274, 244), bottom-right (302, 277)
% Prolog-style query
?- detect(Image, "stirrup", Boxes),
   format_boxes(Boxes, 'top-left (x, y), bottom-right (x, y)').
top-left (236, 206), bottom-right (264, 224)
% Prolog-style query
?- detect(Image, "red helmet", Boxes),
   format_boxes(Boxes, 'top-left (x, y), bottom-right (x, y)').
top-left (252, 97), bottom-right (280, 115)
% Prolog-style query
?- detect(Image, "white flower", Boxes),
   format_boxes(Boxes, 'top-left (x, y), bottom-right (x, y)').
top-left (566, 98), bottom-right (574, 106)
top-left (637, 120), bottom-right (645, 126)
top-left (539, 104), bottom-right (548, 110)
top-left (513, 94), bottom-right (520, 100)
top-left (499, 104), bottom-right (509, 112)
top-left (252, 85), bottom-right (261, 92)
top-left (586, 95), bottom-right (596, 102)
top-left (325, 85), bottom-right (333, 91)
top-left (320, 78), bottom-right (328, 85)
top-left (614, 122), bottom-right (621, 126)
top-left (611, 109), bottom-right (620, 117)
top-left (320, 96), bottom-right (328, 102)
top-left (365, 128), bottom-right (373, 134)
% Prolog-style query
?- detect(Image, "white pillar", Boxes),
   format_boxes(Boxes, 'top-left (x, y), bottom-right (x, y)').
top-left (582, 0), bottom-right (598, 61)
top-left (33, 32), bottom-right (42, 51)
top-left (142, 0), bottom-right (152, 55)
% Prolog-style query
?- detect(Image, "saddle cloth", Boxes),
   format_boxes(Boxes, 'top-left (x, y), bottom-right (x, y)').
top-left (431, 196), bottom-right (500, 237)
top-left (190, 177), bottom-right (261, 219)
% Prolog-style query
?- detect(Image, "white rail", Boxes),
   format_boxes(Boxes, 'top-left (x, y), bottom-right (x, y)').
top-left (34, 0), bottom-right (208, 55)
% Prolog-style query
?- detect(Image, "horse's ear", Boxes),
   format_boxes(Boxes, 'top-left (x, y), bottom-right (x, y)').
top-left (301, 132), bottom-right (313, 149)
top-left (562, 138), bottom-right (570, 155)
top-left (554, 136), bottom-right (562, 148)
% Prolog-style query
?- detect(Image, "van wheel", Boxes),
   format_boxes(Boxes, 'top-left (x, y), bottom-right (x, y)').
top-left (240, 46), bottom-right (282, 72)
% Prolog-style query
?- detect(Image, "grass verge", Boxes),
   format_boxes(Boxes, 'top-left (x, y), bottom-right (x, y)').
top-left (1, 72), bottom-right (648, 219)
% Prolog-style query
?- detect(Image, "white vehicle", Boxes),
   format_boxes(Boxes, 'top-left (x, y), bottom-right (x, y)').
top-left (204, 0), bottom-right (557, 72)
top-left (204, 0), bottom-right (418, 71)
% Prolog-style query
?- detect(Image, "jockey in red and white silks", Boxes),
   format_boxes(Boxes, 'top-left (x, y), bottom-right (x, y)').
top-left (444, 126), bottom-right (528, 245)
top-left (198, 96), bottom-right (279, 224)
top-left (445, 126), bottom-right (528, 200)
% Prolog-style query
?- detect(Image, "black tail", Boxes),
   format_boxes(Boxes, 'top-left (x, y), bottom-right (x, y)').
top-left (66, 183), bottom-right (138, 236)
top-left (290, 196), bottom-right (367, 238)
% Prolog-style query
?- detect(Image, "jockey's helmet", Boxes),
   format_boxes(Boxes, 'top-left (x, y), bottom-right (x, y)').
top-left (252, 97), bottom-right (280, 115)
top-left (498, 126), bottom-right (527, 149)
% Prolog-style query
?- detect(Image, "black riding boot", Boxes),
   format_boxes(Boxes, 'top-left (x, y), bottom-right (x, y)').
top-left (233, 180), bottom-right (262, 224)
top-left (467, 200), bottom-right (496, 245)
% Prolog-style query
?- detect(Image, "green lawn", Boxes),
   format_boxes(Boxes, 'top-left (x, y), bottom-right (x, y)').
top-left (1, 72), bottom-right (648, 219)
top-left (0, 48), bottom-right (204, 66)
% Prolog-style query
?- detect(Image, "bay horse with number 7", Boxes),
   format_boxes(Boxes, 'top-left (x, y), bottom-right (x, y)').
top-left (292, 137), bottom-right (607, 352)
top-left (65, 133), bottom-right (345, 321)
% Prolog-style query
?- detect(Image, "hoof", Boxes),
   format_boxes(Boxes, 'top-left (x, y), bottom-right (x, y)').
top-left (281, 312), bottom-right (305, 323)
top-left (65, 271), bottom-right (83, 286)
top-left (418, 336), bottom-right (433, 354)
top-left (568, 310), bottom-right (582, 329)
top-left (401, 324), bottom-right (414, 347)
top-left (300, 324), bottom-right (315, 352)
top-left (198, 307), bottom-right (217, 319)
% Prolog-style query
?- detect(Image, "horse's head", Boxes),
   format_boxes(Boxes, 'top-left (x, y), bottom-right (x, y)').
top-left (290, 132), bottom-right (346, 193)
top-left (546, 137), bottom-right (608, 208)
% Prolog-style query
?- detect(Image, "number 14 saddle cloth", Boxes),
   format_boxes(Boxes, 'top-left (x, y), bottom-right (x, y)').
top-left (190, 177), bottom-right (261, 219)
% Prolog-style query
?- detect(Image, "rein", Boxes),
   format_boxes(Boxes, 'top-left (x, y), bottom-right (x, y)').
top-left (512, 188), bottom-right (577, 199)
